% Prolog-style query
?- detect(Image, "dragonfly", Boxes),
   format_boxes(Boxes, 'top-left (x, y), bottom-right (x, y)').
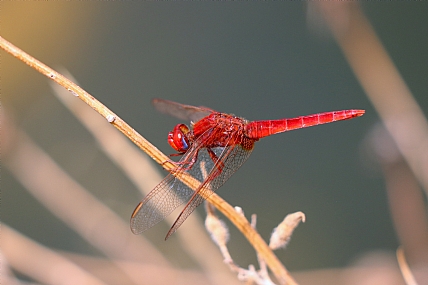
top-left (131, 98), bottom-right (364, 240)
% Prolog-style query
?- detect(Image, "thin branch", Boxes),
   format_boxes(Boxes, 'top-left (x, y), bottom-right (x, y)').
top-left (1, 225), bottom-right (107, 285)
top-left (318, 2), bottom-right (428, 198)
top-left (0, 36), bottom-right (296, 285)
top-left (396, 247), bottom-right (418, 285)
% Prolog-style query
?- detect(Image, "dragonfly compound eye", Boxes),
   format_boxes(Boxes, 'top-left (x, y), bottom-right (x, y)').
top-left (168, 124), bottom-right (191, 152)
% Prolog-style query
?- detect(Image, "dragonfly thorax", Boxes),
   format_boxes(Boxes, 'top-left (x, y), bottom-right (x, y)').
top-left (192, 113), bottom-right (248, 148)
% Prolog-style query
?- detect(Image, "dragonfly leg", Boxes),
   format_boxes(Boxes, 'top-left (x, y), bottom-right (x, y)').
top-left (161, 155), bottom-right (195, 171)
top-left (161, 157), bottom-right (180, 168)
top-left (168, 150), bottom-right (199, 171)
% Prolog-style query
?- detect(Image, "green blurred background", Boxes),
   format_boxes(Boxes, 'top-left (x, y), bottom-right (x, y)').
top-left (2, 2), bottom-right (427, 272)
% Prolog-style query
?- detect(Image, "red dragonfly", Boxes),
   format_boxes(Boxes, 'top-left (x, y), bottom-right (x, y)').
top-left (131, 98), bottom-right (364, 239)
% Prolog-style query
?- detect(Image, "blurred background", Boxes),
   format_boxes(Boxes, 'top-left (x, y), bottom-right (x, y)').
top-left (2, 2), bottom-right (428, 284)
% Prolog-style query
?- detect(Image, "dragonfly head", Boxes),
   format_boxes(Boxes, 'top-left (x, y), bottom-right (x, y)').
top-left (168, 124), bottom-right (191, 153)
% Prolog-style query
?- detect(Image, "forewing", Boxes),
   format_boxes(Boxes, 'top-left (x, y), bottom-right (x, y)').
top-left (165, 137), bottom-right (255, 239)
top-left (130, 172), bottom-right (195, 234)
top-left (152, 98), bottom-right (214, 123)
top-left (130, 139), bottom-right (206, 234)
top-left (131, 121), bottom-right (255, 238)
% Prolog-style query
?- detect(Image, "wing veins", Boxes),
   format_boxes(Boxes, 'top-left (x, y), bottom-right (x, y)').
top-left (165, 127), bottom-right (254, 239)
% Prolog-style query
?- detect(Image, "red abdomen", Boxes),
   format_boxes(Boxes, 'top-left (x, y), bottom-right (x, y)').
top-left (244, 109), bottom-right (365, 139)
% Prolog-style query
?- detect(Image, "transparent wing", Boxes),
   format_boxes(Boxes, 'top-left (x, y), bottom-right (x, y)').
top-left (131, 122), bottom-right (255, 238)
top-left (164, 136), bottom-right (256, 239)
top-left (152, 98), bottom-right (214, 123)
top-left (130, 139), bottom-right (205, 234)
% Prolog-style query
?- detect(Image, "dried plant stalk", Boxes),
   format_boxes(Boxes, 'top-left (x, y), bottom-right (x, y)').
top-left (320, 3), bottom-right (428, 198)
